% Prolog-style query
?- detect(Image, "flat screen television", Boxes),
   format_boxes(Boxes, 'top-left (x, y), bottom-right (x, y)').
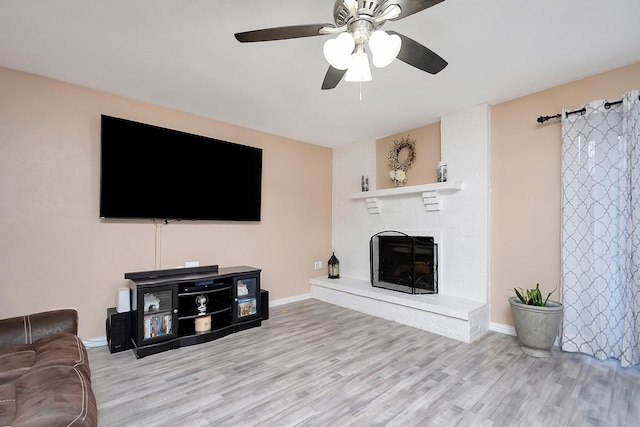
top-left (100, 115), bottom-right (262, 221)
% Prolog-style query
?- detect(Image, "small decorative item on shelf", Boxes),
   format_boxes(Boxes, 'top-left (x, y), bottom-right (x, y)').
top-left (237, 280), bottom-right (249, 296)
top-left (361, 175), bottom-right (369, 192)
top-left (388, 135), bottom-right (416, 187)
top-left (195, 294), bottom-right (208, 314)
top-left (143, 293), bottom-right (160, 312)
top-left (389, 169), bottom-right (406, 187)
top-left (437, 160), bottom-right (447, 183)
top-left (195, 315), bottom-right (211, 333)
top-left (328, 251), bottom-right (340, 279)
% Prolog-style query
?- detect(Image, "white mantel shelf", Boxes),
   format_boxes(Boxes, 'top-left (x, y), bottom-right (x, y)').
top-left (351, 181), bottom-right (462, 214)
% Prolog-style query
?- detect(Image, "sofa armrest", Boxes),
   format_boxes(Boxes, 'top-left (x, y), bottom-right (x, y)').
top-left (0, 309), bottom-right (78, 349)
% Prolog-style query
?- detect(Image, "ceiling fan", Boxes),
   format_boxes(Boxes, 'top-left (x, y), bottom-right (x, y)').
top-left (234, 0), bottom-right (448, 90)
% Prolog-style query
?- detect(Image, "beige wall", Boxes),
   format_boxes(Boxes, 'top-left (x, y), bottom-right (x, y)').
top-left (376, 122), bottom-right (441, 189)
top-left (3, 60), bottom-right (639, 338)
top-left (0, 66), bottom-right (332, 338)
top-left (490, 61), bottom-right (640, 325)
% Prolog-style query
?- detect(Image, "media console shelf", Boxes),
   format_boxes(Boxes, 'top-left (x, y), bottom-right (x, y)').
top-left (126, 265), bottom-right (266, 358)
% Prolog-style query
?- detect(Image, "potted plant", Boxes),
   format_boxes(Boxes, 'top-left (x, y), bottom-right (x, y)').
top-left (509, 283), bottom-right (563, 357)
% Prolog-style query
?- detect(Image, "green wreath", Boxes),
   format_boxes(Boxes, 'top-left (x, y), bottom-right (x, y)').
top-left (387, 135), bottom-right (416, 172)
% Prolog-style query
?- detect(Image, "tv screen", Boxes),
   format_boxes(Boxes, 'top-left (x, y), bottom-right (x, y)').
top-left (100, 115), bottom-right (262, 221)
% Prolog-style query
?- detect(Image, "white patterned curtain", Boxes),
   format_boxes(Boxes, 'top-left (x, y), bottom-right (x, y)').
top-left (561, 90), bottom-right (640, 368)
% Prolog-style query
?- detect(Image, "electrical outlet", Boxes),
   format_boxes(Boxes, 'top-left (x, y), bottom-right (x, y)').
top-left (314, 261), bottom-right (322, 270)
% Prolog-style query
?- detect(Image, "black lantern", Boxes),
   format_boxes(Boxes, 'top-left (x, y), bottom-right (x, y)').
top-left (328, 251), bottom-right (340, 279)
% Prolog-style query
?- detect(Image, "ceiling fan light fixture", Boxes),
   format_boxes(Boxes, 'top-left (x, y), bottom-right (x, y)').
top-left (375, 4), bottom-right (402, 22)
top-left (235, 0), bottom-right (448, 90)
top-left (323, 32), bottom-right (355, 70)
top-left (368, 30), bottom-right (401, 68)
top-left (344, 50), bottom-right (372, 82)
top-left (343, 0), bottom-right (359, 17)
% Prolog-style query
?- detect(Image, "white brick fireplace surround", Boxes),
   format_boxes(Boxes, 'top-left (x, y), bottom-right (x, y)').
top-left (312, 104), bottom-right (491, 343)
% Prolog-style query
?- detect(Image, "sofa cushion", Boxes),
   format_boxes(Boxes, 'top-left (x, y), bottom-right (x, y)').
top-left (0, 349), bottom-right (35, 382)
top-left (0, 310), bottom-right (78, 349)
top-left (0, 382), bottom-right (17, 426)
top-left (0, 365), bottom-right (96, 426)
top-left (0, 333), bottom-right (90, 384)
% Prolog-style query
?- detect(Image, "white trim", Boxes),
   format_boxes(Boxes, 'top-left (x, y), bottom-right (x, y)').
top-left (269, 293), bottom-right (312, 307)
top-left (83, 336), bottom-right (108, 348)
top-left (351, 181), bottom-right (462, 199)
top-left (352, 182), bottom-right (462, 213)
top-left (490, 322), bottom-right (516, 336)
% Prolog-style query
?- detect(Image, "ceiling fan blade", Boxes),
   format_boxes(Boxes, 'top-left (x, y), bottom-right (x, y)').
top-left (235, 24), bottom-right (334, 42)
top-left (321, 66), bottom-right (347, 90)
top-left (387, 31), bottom-right (447, 74)
top-left (385, 0), bottom-right (446, 21)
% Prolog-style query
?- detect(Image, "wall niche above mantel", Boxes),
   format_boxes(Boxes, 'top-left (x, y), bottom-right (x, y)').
top-left (351, 181), bottom-right (462, 214)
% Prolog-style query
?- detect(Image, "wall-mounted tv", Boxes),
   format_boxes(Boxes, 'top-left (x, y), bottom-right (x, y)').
top-left (100, 115), bottom-right (262, 221)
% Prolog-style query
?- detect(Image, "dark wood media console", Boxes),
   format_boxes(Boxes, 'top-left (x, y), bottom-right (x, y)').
top-left (126, 265), bottom-right (266, 358)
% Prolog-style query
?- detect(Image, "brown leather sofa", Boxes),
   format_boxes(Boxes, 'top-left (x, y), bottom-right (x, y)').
top-left (0, 309), bottom-right (97, 426)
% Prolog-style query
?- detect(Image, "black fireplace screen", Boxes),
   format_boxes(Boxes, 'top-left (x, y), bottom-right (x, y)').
top-left (370, 231), bottom-right (438, 294)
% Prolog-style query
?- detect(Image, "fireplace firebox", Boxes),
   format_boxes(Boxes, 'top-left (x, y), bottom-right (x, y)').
top-left (370, 231), bottom-right (438, 294)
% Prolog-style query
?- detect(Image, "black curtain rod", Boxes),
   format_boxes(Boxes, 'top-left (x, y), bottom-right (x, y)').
top-left (536, 96), bottom-right (638, 124)
top-left (536, 107), bottom-right (585, 124)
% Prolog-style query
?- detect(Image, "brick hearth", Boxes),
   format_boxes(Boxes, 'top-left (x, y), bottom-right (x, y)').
top-left (311, 277), bottom-right (489, 343)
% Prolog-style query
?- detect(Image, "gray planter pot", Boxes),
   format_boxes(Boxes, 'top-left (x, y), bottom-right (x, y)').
top-left (509, 297), bottom-right (563, 357)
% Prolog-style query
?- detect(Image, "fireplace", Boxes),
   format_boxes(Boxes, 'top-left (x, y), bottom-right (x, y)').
top-left (370, 231), bottom-right (438, 294)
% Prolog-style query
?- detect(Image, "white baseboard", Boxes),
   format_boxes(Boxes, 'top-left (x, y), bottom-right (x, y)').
top-left (269, 293), bottom-right (312, 307)
top-left (490, 323), bottom-right (562, 348)
top-left (490, 322), bottom-right (516, 336)
top-left (83, 336), bottom-right (108, 348)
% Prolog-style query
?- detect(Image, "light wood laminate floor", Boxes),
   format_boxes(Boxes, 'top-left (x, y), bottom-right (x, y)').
top-left (89, 299), bottom-right (640, 426)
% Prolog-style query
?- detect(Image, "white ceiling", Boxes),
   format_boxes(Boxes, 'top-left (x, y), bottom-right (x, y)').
top-left (1, 0), bottom-right (639, 147)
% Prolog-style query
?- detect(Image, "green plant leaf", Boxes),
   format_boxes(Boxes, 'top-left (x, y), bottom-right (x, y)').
top-left (543, 287), bottom-right (557, 306)
top-left (513, 283), bottom-right (557, 306)
top-left (514, 288), bottom-right (526, 304)
top-left (533, 284), bottom-right (542, 305)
